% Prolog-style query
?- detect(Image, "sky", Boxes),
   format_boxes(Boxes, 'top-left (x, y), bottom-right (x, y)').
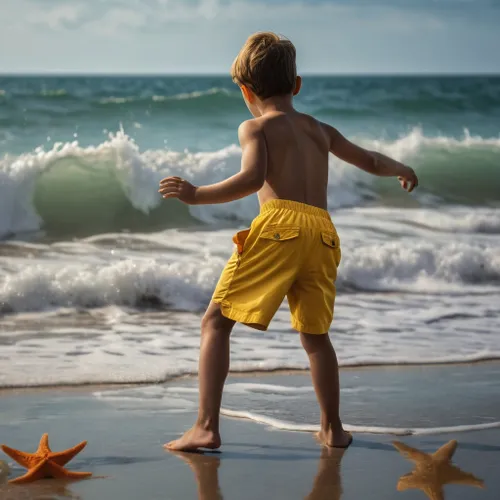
top-left (1, 0), bottom-right (499, 74)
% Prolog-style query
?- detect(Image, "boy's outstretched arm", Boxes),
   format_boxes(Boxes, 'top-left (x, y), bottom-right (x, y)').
top-left (158, 120), bottom-right (267, 205)
top-left (322, 123), bottom-right (419, 192)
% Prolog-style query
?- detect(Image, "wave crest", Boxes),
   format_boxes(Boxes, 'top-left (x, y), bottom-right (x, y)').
top-left (1, 237), bottom-right (498, 315)
top-left (1, 128), bottom-right (499, 239)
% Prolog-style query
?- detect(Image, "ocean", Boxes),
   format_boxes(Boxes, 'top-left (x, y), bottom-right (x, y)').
top-left (0, 75), bottom-right (499, 435)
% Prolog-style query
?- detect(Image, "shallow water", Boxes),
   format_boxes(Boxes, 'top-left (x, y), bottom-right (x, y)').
top-left (1, 75), bottom-right (499, 389)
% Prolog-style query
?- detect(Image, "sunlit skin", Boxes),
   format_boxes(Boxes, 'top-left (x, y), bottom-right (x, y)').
top-left (158, 81), bottom-right (417, 206)
top-left (159, 61), bottom-right (417, 452)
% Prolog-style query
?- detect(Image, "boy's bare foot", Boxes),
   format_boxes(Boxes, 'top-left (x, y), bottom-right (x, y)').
top-left (164, 425), bottom-right (221, 452)
top-left (316, 429), bottom-right (353, 449)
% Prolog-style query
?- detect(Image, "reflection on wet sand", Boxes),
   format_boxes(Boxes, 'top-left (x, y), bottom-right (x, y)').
top-left (171, 452), bottom-right (223, 500)
top-left (172, 445), bottom-right (346, 500)
top-left (305, 446), bottom-right (345, 500)
top-left (0, 460), bottom-right (9, 482)
top-left (0, 478), bottom-right (82, 500)
top-left (393, 439), bottom-right (484, 500)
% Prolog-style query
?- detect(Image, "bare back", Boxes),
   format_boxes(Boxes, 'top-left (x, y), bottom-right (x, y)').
top-left (256, 111), bottom-right (330, 210)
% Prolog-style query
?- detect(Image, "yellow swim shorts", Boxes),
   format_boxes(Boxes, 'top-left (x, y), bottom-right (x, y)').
top-left (212, 199), bottom-right (341, 334)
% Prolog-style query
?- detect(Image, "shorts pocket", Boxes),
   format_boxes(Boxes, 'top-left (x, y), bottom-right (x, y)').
top-left (321, 231), bottom-right (341, 266)
top-left (233, 229), bottom-right (251, 255)
top-left (320, 231), bottom-right (339, 249)
top-left (260, 226), bottom-right (300, 242)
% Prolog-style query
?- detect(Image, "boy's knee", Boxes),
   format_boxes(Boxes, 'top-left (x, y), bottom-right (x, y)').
top-left (300, 332), bottom-right (331, 354)
top-left (201, 303), bottom-right (234, 334)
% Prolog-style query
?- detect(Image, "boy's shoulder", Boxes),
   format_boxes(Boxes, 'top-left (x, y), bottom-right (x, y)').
top-left (237, 118), bottom-right (266, 144)
top-left (238, 112), bottom-right (326, 138)
top-left (238, 117), bottom-right (264, 134)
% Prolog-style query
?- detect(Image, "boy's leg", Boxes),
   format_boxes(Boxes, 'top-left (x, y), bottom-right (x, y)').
top-left (300, 332), bottom-right (352, 448)
top-left (165, 302), bottom-right (235, 451)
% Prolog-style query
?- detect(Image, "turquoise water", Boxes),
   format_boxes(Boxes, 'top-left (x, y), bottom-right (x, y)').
top-left (0, 75), bottom-right (499, 387)
top-left (1, 75), bottom-right (500, 154)
top-left (1, 75), bottom-right (499, 239)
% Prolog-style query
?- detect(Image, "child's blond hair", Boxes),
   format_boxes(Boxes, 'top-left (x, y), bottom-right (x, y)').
top-left (231, 32), bottom-right (297, 100)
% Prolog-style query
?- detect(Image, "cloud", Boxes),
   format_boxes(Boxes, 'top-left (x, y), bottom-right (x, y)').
top-left (17, 0), bottom-right (224, 32)
top-left (1, 0), bottom-right (499, 73)
top-left (7, 0), bottom-right (500, 36)
top-left (27, 3), bottom-right (88, 30)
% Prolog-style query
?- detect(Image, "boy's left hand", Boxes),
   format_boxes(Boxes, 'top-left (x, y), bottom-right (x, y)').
top-left (158, 176), bottom-right (197, 204)
top-left (398, 166), bottom-right (419, 193)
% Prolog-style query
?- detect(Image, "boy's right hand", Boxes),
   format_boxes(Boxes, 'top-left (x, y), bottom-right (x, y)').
top-left (158, 176), bottom-right (198, 204)
top-left (398, 166), bottom-right (419, 193)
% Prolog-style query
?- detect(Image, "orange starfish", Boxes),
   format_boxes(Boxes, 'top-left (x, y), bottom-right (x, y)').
top-left (1, 433), bottom-right (92, 484)
top-left (393, 440), bottom-right (484, 500)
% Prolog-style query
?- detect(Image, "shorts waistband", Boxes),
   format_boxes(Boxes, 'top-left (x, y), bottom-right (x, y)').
top-left (260, 199), bottom-right (331, 220)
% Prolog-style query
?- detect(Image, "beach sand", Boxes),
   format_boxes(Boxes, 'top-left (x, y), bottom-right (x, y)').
top-left (0, 365), bottom-right (499, 499)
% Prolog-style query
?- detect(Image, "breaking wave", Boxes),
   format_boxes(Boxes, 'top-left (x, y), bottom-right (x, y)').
top-left (1, 128), bottom-right (499, 240)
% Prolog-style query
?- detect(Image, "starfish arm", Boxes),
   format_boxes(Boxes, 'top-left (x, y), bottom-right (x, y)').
top-left (0, 445), bottom-right (39, 469)
top-left (36, 433), bottom-right (51, 455)
top-left (397, 472), bottom-right (422, 491)
top-left (452, 477), bottom-right (485, 488)
top-left (50, 441), bottom-right (87, 466)
top-left (393, 441), bottom-right (429, 462)
top-left (425, 486), bottom-right (444, 500)
top-left (47, 460), bottom-right (92, 480)
top-left (445, 467), bottom-right (485, 488)
top-left (432, 440), bottom-right (457, 462)
top-left (8, 458), bottom-right (48, 484)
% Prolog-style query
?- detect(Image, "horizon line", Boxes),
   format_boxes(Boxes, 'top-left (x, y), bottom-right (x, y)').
top-left (1, 71), bottom-right (499, 78)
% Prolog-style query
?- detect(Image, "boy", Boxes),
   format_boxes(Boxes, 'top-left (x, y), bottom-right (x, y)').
top-left (159, 32), bottom-right (418, 451)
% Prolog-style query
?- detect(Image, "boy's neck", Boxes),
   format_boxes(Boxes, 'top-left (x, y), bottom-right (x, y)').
top-left (258, 94), bottom-right (295, 115)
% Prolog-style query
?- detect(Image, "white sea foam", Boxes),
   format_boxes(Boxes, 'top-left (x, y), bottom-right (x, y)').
top-left (40, 89), bottom-right (68, 97)
top-left (1, 128), bottom-right (500, 388)
top-left (94, 375), bottom-right (500, 437)
top-left (99, 96), bottom-right (136, 104)
top-left (343, 206), bottom-right (500, 235)
top-left (99, 88), bottom-right (234, 105)
top-left (1, 291), bottom-right (499, 388)
top-left (339, 240), bottom-right (500, 291)
top-left (1, 127), bottom-right (500, 238)
top-left (1, 233), bottom-right (498, 315)
top-left (220, 409), bottom-right (500, 436)
top-left (1, 210), bottom-right (499, 389)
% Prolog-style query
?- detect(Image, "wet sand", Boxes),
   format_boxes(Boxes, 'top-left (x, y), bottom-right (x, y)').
top-left (0, 367), bottom-right (499, 499)
top-left (0, 363), bottom-right (500, 500)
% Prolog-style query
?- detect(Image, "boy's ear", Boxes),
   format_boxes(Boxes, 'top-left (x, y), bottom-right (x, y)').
top-left (293, 76), bottom-right (302, 96)
top-left (241, 85), bottom-right (255, 103)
